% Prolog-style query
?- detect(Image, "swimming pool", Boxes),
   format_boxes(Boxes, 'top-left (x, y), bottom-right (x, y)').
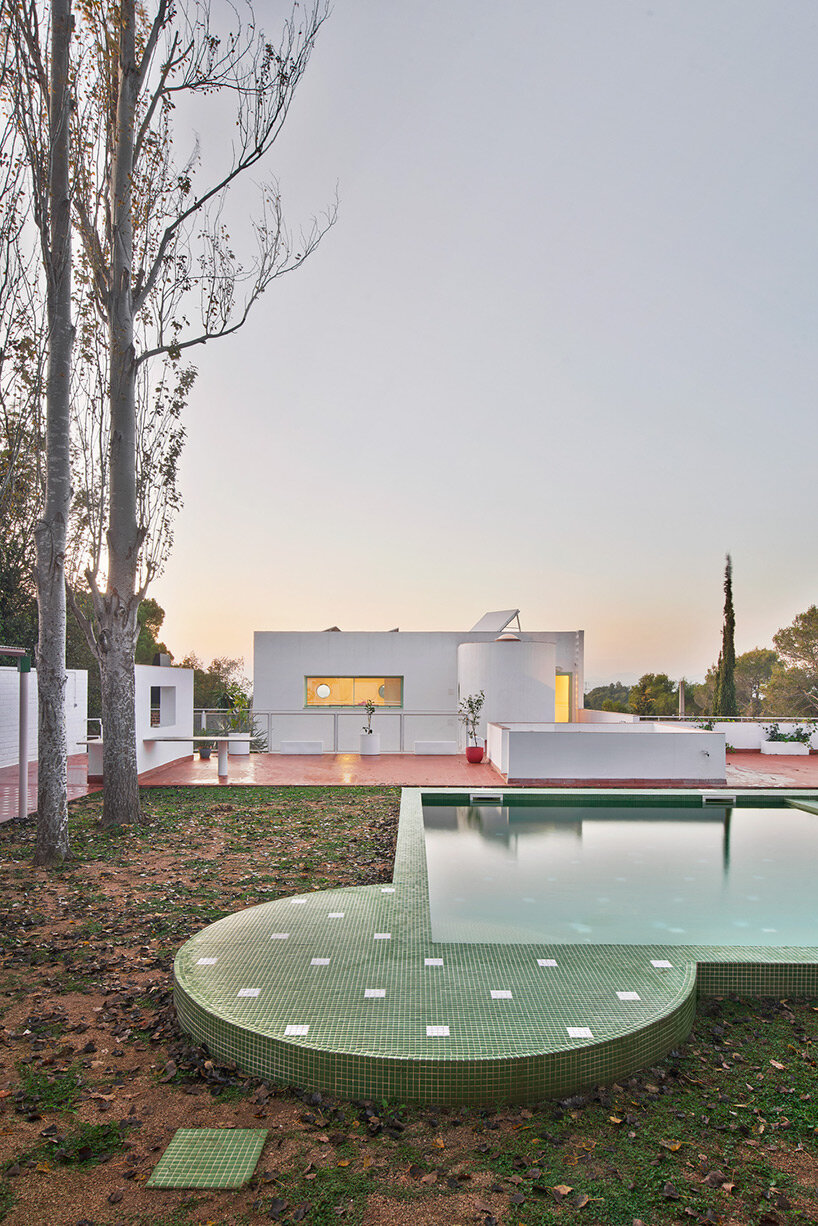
top-left (423, 801), bottom-right (818, 946)
top-left (174, 789), bottom-right (818, 1104)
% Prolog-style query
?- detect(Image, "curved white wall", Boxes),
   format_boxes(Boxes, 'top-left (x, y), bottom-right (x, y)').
top-left (457, 640), bottom-right (556, 745)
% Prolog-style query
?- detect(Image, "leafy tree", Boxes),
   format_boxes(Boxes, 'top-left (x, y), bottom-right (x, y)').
top-left (2, 0), bottom-right (75, 864)
top-left (179, 653), bottom-right (249, 714)
top-left (735, 647), bottom-right (778, 716)
top-left (135, 598), bottom-right (172, 665)
top-left (63, 0), bottom-right (334, 829)
top-left (765, 606), bottom-right (818, 715)
top-left (712, 554), bottom-right (737, 717)
top-left (628, 673), bottom-right (678, 717)
top-left (584, 682), bottom-right (630, 712)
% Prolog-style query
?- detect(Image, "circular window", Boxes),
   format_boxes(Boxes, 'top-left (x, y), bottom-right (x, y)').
top-left (378, 685), bottom-right (385, 699)
top-left (316, 683), bottom-right (331, 699)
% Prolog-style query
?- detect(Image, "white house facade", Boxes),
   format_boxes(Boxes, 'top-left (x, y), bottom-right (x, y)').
top-left (253, 610), bottom-right (584, 755)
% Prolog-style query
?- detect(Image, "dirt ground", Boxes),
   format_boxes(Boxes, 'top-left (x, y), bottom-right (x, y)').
top-left (1, 786), bottom-right (816, 1226)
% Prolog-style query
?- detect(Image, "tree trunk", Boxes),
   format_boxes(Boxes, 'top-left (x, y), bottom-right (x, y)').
top-left (33, 0), bottom-right (73, 866)
top-left (98, 0), bottom-right (142, 827)
top-left (97, 600), bottom-right (141, 826)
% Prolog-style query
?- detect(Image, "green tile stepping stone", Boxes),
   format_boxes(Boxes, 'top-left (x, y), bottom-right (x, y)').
top-left (147, 1128), bottom-right (268, 1188)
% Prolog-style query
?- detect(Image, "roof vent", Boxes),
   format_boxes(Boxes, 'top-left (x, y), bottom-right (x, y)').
top-left (495, 631), bottom-right (520, 642)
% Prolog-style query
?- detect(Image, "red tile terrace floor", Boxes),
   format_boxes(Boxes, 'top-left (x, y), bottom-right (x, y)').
top-left (3, 749), bottom-right (818, 822)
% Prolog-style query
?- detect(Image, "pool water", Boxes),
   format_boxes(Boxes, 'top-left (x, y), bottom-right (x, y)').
top-left (423, 803), bottom-right (818, 946)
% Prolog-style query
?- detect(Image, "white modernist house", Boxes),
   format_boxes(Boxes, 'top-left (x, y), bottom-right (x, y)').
top-left (253, 609), bottom-right (726, 783)
top-left (253, 611), bottom-right (581, 755)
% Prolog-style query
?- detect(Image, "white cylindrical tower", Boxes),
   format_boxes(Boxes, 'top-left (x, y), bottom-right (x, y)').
top-left (456, 638), bottom-right (557, 746)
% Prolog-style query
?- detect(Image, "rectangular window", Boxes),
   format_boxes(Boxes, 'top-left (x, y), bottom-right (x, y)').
top-left (150, 684), bottom-right (177, 727)
top-left (305, 677), bottom-right (403, 708)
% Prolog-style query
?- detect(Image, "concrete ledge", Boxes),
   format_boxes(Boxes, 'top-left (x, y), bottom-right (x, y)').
top-left (413, 740), bottom-right (457, 755)
top-left (280, 740), bottom-right (323, 755)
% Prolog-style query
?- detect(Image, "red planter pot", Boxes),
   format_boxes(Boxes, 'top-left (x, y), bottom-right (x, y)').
top-left (465, 745), bottom-right (485, 764)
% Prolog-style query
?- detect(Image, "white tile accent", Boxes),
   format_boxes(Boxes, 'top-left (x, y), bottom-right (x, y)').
top-left (364, 988), bottom-right (386, 998)
top-left (328, 912), bottom-right (344, 919)
top-left (426, 1025), bottom-right (450, 1037)
top-left (425, 958), bottom-right (444, 966)
top-left (567, 1026), bottom-right (593, 1039)
top-left (196, 957), bottom-right (218, 965)
top-left (537, 958), bottom-right (558, 967)
top-left (381, 887), bottom-right (395, 893)
top-left (311, 958), bottom-right (330, 966)
top-left (284, 1024), bottom-right (309, 1036)
top-left (270, 933), bottom-right (289, 940)
top-left (490, 990), bottom-right (512, 999)
top-left (237, 988), bottom-right (261, 998)
top-left (617, 991), bottom-right (640, 1001)
top-left (373, 932), bottom-right (391, 940)
top-left (651, 959), bottom-right (673, 969)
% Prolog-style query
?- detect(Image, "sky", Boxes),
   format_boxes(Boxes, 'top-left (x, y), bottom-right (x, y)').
top-left (150, 0), bottom-right (818, 688)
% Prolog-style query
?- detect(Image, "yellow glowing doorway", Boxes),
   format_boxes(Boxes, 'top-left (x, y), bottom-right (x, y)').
top-left (555, 674), bottom-right (571, 722)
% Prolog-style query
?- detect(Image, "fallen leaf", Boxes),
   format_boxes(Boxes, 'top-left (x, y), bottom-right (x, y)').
top-left (337, 1159), bottom-right (350, 1168)
top-left (552, 1184), bottom-right (573, 1202)
top-left (609, 1116), bottom-right (623, 1125)
top-left (660, 1139), bottom-right (683, 1152)
top-left (420, 1172), bottom-right (437, 1185)
top-left (573, 1193), bottom-right (590, 1209)
top-left (770, 1060), bottom-right (787, 1070)
top-left (433, 1135), bottom-right (445, 1148)
top-left (662, 1181), bottom-right (680, 1200)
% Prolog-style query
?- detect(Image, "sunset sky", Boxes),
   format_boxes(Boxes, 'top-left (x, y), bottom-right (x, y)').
top-left (151, 0), bottom-right (818, 688)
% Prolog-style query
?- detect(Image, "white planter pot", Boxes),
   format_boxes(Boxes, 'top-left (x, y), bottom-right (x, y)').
top-left (229, 739), bottom-right (251, 756)
top-left (760, 741), bottom-right (809, 755)
top-left (360, 732), bottom-right (381, 756)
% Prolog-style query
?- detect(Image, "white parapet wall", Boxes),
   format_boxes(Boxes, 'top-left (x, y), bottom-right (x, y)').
top-left (0, 666), bottom-right (88, 769)
top-left (488, 721), bottom-right (726, 783)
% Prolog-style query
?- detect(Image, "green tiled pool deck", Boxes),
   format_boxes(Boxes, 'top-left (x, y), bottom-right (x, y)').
top-left (174, 788), bottom-right (818, 1105)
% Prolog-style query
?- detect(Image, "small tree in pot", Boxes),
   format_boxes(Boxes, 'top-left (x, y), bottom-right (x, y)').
top-left (360, 698), bottom-right (380, 756)
top-left (459, 690), bottom-right (486, 762)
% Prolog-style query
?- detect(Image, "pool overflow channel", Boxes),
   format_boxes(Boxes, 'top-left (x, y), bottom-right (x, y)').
top-left (174, 788), bottom-right (818, 1105)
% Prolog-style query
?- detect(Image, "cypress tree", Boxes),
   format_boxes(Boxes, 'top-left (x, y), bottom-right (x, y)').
top-left (713, 554), bottom-right (737, 717)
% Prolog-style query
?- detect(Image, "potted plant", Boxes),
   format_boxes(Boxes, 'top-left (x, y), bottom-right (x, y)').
top-left (360, 698), bottom-right (380, 756)
top-left (197, 735), bottom-right (214, 760)
top-left (459, 690), bottom-right (486, 762)
top-left (761, 722), bottom-right (814, 756)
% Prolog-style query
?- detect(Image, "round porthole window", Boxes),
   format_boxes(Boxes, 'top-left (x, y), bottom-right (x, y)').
top-left (378, 685), bottom-right (385, 698)
top-left (316, 683), bottom-right (331, 699)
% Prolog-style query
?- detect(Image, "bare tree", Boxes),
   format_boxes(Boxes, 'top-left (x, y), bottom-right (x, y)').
top-left (66, 0), bottom-right (334, 826)
top-left (2, 0), bottom-right (75, 864)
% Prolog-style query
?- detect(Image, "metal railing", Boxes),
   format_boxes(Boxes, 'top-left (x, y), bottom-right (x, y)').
top-left (195, 708), bottom-right (459, 753)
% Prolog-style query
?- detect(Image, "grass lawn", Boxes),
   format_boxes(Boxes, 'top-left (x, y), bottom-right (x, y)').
top-left (0, 785), bottom-right (816, 1226)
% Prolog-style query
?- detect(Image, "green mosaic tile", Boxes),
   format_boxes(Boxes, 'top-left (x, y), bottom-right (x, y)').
top-left (146, 1128), bottom-right (268, 1188)
top-left (173, 787), bottom-right (818, 1105)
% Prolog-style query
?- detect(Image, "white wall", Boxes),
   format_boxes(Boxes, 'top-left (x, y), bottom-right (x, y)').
top-left (0, 667), bottom-right (88, 768)
top-left (135, 664), bottom-right (194, 773)
top-left (678, 719), bottom-right (818, 750)
top-left (489, 721), bottom-right (726, 782)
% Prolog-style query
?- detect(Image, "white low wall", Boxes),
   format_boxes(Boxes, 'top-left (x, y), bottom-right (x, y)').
top-left (263, 711), bottom-right (459, 754)
top-left (489, 721), bottom-right (726, 782)
top-left (677, 719), bottom-right (818, 751)
top-left (0, 666), bottom-right (88, 768)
